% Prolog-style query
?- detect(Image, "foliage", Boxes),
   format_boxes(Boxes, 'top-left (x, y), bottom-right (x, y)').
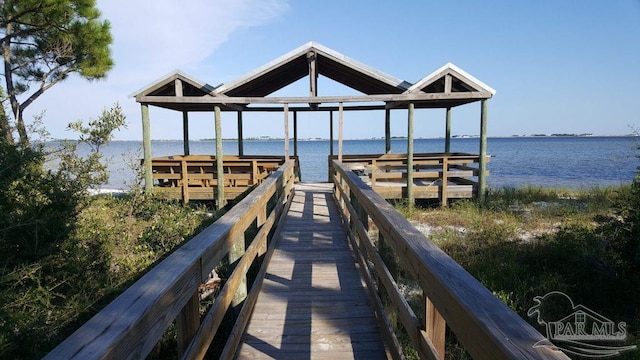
top-left (0, 103), bottom-right (133, 358)
top-left (60, 103), bottom-right (126, 189)
top-left (0, 104), bottom-right (125, 264)
top-left (397, 185), bottom-right (640, 359)
top-left (0, 194), bottom-right (215, 359)
top-left (0, 138), bottom-right (83, 262)
top-left (0, 0), bottom-right (113, 146)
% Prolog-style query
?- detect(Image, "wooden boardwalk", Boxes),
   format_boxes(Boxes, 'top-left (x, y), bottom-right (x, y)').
top-left (235, 183), bottom-right (388, 359)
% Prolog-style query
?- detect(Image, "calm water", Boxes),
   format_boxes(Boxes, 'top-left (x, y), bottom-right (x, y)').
top-left (93, 137), bottom-right (638, 190)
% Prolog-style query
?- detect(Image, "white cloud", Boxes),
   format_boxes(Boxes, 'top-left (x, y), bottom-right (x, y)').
top-left (27, 0), bottom-right (289, 140)
top-left (100, 0), bottom-right (289, 84)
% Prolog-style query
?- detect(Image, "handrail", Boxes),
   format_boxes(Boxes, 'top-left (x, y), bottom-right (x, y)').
top-left (328, 153), bottom-right (488, 206)
top-left (45, 160), bottom-right (296, 360)
top-left (148, 155), bottom-right (300, 203)
top-left (331, 159), bottom-right (569, 360)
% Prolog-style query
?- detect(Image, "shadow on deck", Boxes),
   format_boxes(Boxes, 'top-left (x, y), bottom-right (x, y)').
top-left (236, 183), bottom-right (387, 359)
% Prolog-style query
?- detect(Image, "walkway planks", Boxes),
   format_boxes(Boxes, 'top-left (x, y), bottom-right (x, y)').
top-left (235, 183), bottom-right (388, 359)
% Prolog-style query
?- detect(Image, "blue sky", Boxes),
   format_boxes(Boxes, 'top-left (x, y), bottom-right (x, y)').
top-left (27, 1), bottom-right (640, 140)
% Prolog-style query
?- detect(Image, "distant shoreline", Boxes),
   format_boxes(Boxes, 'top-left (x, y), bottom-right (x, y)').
top-left (91, 134), bottom-right (638, 142)
top-left (50, 134), bottom-right (638, 142)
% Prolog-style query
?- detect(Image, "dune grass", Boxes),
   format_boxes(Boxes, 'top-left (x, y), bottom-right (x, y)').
top-left (394, 185), bottom-right (640, 359)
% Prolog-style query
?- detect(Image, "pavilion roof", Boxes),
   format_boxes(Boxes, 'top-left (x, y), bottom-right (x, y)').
top-left (132, 41), bottom-right (494, 112)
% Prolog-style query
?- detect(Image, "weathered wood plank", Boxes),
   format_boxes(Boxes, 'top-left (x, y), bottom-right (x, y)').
top-left (332, 160), bottom-right (569, 360)
top-left (235, 183), bottom-right (388, 359)
top-left (219, 184), bottom-right (294, 360)
top-left (44, 161), bottom-right (296, 360)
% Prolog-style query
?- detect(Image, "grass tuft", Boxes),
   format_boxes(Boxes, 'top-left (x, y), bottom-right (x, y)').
top-left (393, 185), bottom-right (640, 359)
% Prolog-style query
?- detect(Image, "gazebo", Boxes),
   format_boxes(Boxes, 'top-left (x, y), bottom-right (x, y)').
top-left (131, 41), bottom-right (495, 206)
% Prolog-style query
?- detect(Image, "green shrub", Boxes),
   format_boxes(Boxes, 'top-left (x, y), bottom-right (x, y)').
top-left (0, 194), bottom-right (215, 359)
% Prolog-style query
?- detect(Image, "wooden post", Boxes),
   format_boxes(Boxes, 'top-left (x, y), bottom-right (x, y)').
top-left (284, 103), bottom-right (289, 161)
top-left (338, 102), bottom-right (343, 162)
top-left (329, 111), bottom-right (334, 156)
top-left (441, 157), bottom-right (448, 207)
top-left (176, 293), bottom-right (200, 356)
top-left (328, 111), bottom-right (334, 182)
top-left (141, 104), bottom-right (153, 194)
top-left (237, 111), bottom-right (244, 156)
top-left (385, 108), bottom-right (391, 153)
top-left (445, 107), bottom-right (451, 153)
top-left (308, 51), bottom-right (317, 97)
top-left (182, 111), bottom-right (190, 156)
top-left (407, 103), bottom-right (414, 204)
top-left (293, 111), bottom-right (298, 157)
top-left (181, 158), bottom-right (189, 204)
top-left (444, 74), bottom-right (452, 94)
top-left (176, 79), bottom-right (189, 156)
top-left (479, 99), bottom-right (488, 202)
top-left (424, 296), bottom-right (446, 359)
top-left (229, 234), bottom-right (247, 308)
top-left (215, 106), bottom-right (225, 209)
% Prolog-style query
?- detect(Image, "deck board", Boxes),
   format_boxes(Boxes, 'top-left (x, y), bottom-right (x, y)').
top-left (235, 183), bottom-right (387, 359)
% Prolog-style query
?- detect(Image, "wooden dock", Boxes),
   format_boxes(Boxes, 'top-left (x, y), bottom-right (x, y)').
top-left (46, 161), bottom-right (569, 360)
top-left (235, 183), bottom-right (388, 359)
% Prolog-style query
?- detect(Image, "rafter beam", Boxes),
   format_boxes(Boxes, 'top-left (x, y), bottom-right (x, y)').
top-left (137, 91), bottom-right (492, 106)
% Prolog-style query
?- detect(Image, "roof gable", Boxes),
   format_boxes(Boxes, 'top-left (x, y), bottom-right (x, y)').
top-left (407, 63), bottom-right (496, 96)
top-left (217, 41), bottom-right (411, 97)
top-left (130, 70), bottom-right (217, 98)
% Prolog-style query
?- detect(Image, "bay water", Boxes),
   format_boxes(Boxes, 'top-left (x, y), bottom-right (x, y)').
top-left (91, 136), bottom-right (638, 190)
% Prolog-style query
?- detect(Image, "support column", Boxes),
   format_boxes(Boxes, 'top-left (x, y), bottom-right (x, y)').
top-left (329, 111), bottom-right (334, 156)
top-left (338, 102), bottom-right (344, 162)
top-left (215, 106), bottom-right (225, 209)
top-left (141, 104), bottom-right (153, 194)
top-left (328, 111), bottom-right (334, 182)
top-left (293, 111), bottom-right (298, 157)
top-left (385, 108), bottom-right (391, 153)
top-left (445, 107), bottom-right (452, 153)
top-left (237, 111), bottom-right (244, 156)
top-left (182, 111), bottom-right (190, 156)
top-left (284, 103), bottom-right (289, 161)
top-left (479, 99), bottom-right (488, 202)
top-left (407, 103), bottom-right (414, 204)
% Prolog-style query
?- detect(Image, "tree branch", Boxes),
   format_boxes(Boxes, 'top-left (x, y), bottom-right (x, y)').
top-left (19, 67), bottom-right (74, 113)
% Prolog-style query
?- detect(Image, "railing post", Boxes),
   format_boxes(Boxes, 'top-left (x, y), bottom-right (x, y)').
top-left (424, 296), bottom-right (446, 360)
top-left (371, 159), bottom-right (377, 190)
top-left (181, 158), bottom-right (189, 203)
top-left (229, 233), bottom-right (247, 309)
top-left (440, 157), bottom-right (448, 207)
top-left (177, 293), bottom-right (200, 356)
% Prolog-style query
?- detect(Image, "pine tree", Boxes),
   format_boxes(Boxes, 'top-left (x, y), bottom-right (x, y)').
top-left (0, 0), bottom-right (113, 146)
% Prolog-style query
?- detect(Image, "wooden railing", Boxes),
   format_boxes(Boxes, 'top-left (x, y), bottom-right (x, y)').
top-left (148, 155), bottom-right (300, 203)
top-left (331, 160), bottom-right (569, 360)
top-left (329, 153), bottom-right (488, 206)
top-left (45, 160), bottom-right (297, 360)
